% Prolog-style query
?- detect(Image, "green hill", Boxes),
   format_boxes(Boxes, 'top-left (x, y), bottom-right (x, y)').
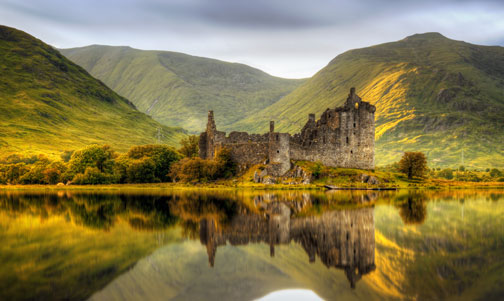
top-left (232, 33), bottom-right (504, 168)
top-left (0, 25), bottom-right (186, 159)
top-left (60, 45), bottom-right (304, 132)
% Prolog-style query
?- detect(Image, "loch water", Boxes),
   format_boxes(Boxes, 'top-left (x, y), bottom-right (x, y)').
top-left (0, 189), bottom-right (503, 300)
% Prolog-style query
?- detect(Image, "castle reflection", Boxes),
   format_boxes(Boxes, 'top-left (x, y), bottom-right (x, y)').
top-left (199, 196), bottom-right (376, 288)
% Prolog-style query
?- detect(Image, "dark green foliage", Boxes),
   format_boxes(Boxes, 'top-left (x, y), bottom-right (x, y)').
top-left (126, 158), bottom-right (157, 183)
top-left (489, 168), bottom-right (502, 178)
top-left (438, 168), bottom-right (454, 180)
top-left (72, 167), bottom-right (111, 185)
top-left (126, 145), bottom-right (181, 182)
top-left (178, 135), bottom-right (199, 158)
top-left (68, 145), bottom-right (117, 182)
top-left (214, 148), bottom-right (237, 179)
top-left (399, 152), bottom-right (428, 179)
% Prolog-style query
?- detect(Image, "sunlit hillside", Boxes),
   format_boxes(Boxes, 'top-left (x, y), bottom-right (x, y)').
top-left (60, 45), bottom-right (304, 132)
top-left (231, 33), bottom-right (504, 168)
top-left (0, 26), bottom-right (186, 159)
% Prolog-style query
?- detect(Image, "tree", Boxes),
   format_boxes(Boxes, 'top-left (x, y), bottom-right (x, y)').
top-left (127, 158), bottom-right (157, 183)
top-left (459, 165), bottom-right (465, 172)
top-left (397, 193), bottom-right (427, 225)
top-left (490, 168), bottom-right (502, 178)
top-left (438, 168), bottom-right (454, 180)
top-left (126, 145), bottom-right (181, 182)
top-left (68, 145), bottom-right (116, 175)
top-left (178, 135), bottom-right (200, 158)
top-left (398, 152), bottom-right (428, 179)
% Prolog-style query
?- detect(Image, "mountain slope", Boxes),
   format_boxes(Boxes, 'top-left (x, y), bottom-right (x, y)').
top-left (60, 45), bottom-right (304, 132)
top-left (0, 25), bottom-right (185, 158)
top-left (232, 33), bottom-right (504, 168)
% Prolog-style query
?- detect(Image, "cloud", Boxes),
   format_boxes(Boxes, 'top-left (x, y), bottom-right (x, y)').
top-left (0, 0), bottom-right (503, 78)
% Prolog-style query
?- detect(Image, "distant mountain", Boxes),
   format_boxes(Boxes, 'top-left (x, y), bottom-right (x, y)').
top-left (0, 25), bottom-right (185, 158)
top-left (60, 45), bottom-right (304, 132)
top-left (231, 33), bottom-right (504, 168)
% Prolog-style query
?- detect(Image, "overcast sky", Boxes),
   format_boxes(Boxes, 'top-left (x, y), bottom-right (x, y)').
top-left (1, 0), bottom-right (503, 78)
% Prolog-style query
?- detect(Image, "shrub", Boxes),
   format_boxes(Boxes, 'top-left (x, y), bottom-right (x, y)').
top-left (72, 167), bottom-right (111, 185)
top-left (43, 168), bottom-right (61, 184)
top-left (178, 135), bottom-right (199, 158)
top-left (490, 168), bottom-right (502, 178)
top-left (169, 158), bottom-right (218, 183)
top-left (214, 148), bottom-right (236, 178)
top-left (437, 168), bottom-right (454, 180)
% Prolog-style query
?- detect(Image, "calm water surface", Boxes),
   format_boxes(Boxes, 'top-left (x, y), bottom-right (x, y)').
top-left (0, 189), bottom-right (503, 300)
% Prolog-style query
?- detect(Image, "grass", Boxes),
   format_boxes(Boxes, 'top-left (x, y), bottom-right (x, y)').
top-left (0, 25), bottom-right (186, 160)
top-left (230, 33), bottom-right (504, 169)
top-left (60, 45), bottom-right (304, 132)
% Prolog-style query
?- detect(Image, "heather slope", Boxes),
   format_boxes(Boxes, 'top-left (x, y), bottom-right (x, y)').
top-left (232, 33), bottom-right (504, 168)
top-left (0, 26), bottom-right (186, 158)
top-left (60, 45), bottom-right (304, 132)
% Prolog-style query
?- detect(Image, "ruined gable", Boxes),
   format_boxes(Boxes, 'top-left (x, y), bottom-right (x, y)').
top-left (199, 88), bottom-right (376, 174)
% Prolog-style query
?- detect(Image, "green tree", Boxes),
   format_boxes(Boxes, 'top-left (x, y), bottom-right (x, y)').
top-left (68, 145), bottom-right (116, 175)
top-left (178, 135), bottom-right (199, 158)
top-left (127, 145), bottom-right (181, 182)
top-left (127, 158), bottom-right (157, 183)
top-left (399, 152), bottom-right (428, 179)
top-left (459, 165), bottom-right (465, 172)
top-left (438, 168), bottom-right (454, 180)
top-left (490, 168), bottom-right (502, 178)
top-left (215, 148), bottom-right (236, 178)
top-left (72, 167), bottom-right (111, 184)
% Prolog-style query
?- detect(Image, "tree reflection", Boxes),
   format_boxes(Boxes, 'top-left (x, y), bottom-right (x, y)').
top-left (396, 192), bottom-right (428, 225)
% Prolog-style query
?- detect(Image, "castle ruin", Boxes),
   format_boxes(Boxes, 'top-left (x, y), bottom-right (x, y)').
top-left (199, 88), bottom-right (376, 174)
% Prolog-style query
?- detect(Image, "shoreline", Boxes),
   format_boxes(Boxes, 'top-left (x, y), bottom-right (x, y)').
top-left (1, 181), bottom-right (503, 191)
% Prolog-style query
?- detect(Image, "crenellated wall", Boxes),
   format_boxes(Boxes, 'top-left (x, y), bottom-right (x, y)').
top-left (199, 88), bottom-right (376, 174)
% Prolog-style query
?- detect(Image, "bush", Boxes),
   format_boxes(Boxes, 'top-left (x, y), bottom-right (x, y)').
top-left (490, 168), bottom-right (502, 178)
top-left (43, 168), bottom-right (61, 184)
top-left (178, 135), bottom-right (199, 158)
top-left (214, 148), bottom-right (236, 179)
top-left (72, 167), bottom-right (111, 185)
top-left (437, 168), bottom-right (454, 180)
top-left (169, 158), bottom-right (218, 183)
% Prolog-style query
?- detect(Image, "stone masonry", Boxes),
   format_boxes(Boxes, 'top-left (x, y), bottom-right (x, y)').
top-left (199, 88), bottom-right (376, 175)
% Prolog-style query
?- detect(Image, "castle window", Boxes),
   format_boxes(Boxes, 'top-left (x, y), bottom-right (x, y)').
top-left (277, 150), bottom-right (279, 153)
top-left (353, 122), bottom-right (356, 128)
top-left (351, 150), bottom-right (353, 154)
top-left (346, 136), bottom-right (349, 144)
top-left (323, 136), bottom-right (326, 144)
top-left (355, 102), bottom-right (359, 109)
top-left (276, 135), bottom-right (279, 141)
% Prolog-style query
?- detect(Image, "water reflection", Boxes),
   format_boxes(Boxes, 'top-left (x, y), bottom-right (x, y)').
top-left (200, 201), bottom-right (375, 288)
top-left (0, 189), bottom-right (502, 300)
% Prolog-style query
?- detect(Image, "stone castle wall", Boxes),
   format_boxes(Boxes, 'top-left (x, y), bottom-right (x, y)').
top-left (199, 88), bottom-right (376, 174)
